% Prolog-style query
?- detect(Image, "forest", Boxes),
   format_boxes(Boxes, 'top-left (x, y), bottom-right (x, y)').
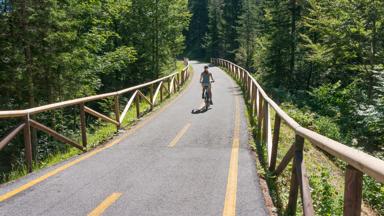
top-left (186, 0), bottom-right (383, 214)
top-left (0, 0), bottom-right (383, 214)
top-left (187, 0), bottom-right (383, 158)
top-left (0, 0), bottom-right (189, 181)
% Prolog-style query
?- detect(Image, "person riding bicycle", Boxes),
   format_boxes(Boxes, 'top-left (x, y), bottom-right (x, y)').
top-left (200, 65), bottom-right (215, 105)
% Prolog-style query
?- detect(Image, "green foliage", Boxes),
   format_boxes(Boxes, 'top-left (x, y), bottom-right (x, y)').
top-left (197, 0), bottom-right (383, 214)
top-left (0, 0), bottom-right (190, 182)
top-left (235, 0), bottom-right (259, 71)
top-left (0, 68), bottom-right (189, 184)
top-left (185, 0), bottom-right (209, 59)
top-left (363, 176), bottom-right (384, 215)
top-left (314, 117), bottom-right (342, 142)
top-left (282, 103), bottom-right (315, 128)
top-left (309, 82), bottom-right (343, 117)
top-left (310, 169), bottom-right (343, 215)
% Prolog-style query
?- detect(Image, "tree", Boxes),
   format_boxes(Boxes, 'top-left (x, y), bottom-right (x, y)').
top-left (185, 0), bottom-right (209, 59)
top-left (235, 0), bottom-right (259, 70)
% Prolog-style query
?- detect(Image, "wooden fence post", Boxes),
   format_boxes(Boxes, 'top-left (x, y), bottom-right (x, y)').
top-left (267, 103), bottom-right (273, 165)
top-left (256, 89), bottom-right (259, 116)
top-left (248, 76), bottom-right (252, 99)
top-left (114, 95), bottom-right (120, 130)
top-left (269, 114), bottom-right (281, 172)
top-left (295, 135), bottom-right (315, 215)
top-left (149, 84), bottom-right (154, 110)
top-left (250, 82), bottom-right (255, 116)
top-left (258, 91), bottom-right (263, 118)
top-left (136, 95), bottom-right (140, 119)
top-left (245, 75), bottom-right (249, 98)
top-left (286, 135), bottom-right (304, 215)
top-left (23, 114), bottom-right (33, 173)
top-left (343, 165), bottom-right (363, 216)
top-left (176, 74), bottom-right (180, 92)
top-left (253, 85), bottom-right (258, 117)
top-left (167, 79), bottom-right (171, 97)
top-left (160, 84), bottom-right (163, 102)
top-left (257, 91), bottom-right (264, 138)
top-left (262, 100), bottom-right (269, 143)
top-left (79, 103), bottom-right (87, 147)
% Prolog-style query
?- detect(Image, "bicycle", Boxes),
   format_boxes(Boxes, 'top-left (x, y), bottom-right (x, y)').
top-left (202, 81), bottom-right (214, 110)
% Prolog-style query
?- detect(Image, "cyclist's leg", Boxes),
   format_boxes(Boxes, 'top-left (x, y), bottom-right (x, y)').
top-left (208, 85), bottom-right (213, 104)
top-left (201, 84), bottom-right (204, 99)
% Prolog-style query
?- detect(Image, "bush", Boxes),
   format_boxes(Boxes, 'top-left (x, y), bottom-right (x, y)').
top-left (282, 102), bottom-right (316, 129)
top-left (363, 176), bottom-right (384, 215)
top-left (314, 116), bottom-right (342, 142)
top-left (310, 169), bottom-right (343, 215)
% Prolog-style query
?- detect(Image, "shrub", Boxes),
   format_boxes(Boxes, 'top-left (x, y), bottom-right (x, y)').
top-left (363, 176), bottom-right (384, 215)
top-left (310, 169), bottom-right (343, 215)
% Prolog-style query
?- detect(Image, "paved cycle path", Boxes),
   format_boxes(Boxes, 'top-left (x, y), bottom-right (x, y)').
top-left (0, 61), bottom-right (268, 216)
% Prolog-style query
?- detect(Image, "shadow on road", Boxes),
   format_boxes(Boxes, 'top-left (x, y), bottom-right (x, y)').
top-left (191, 106), bottom-right (211, 114)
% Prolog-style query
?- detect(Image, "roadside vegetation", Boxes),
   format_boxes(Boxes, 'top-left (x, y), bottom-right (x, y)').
top-left (0, 61), bottom-right (190, 184)
top-left (0, 0), bottom-right (190, 183)
top-left (187, 0), bottom-right (383, 214)
top-left (223, 66), bottom-right (383, 215)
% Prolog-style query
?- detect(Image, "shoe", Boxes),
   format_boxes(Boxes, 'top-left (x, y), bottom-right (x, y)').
top-left (210, 100), bottom-right (213, 105)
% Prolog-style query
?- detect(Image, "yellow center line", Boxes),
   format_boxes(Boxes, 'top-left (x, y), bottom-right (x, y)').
top-left (223, 96), bottom-right (240, 216)
top-left (168, 123), bottom-right (191, 147)
top-left (0, 80), bottom-right (191, 202)
top-left (88, 192), bottom-right (122, 216)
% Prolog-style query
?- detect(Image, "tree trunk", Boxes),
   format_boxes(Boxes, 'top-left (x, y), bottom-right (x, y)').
top-left (20, 0), bottom-right (38, 161)
top-left (289, 0), bottom-right (297, 88)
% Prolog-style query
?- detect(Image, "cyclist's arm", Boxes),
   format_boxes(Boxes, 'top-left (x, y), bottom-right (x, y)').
top-left (210, 73), bottom-right (215, 82)
top-left (200, 74), bottom-right (203, 83)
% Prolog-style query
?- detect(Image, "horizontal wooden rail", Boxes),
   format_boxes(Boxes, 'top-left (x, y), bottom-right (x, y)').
top-left (212, 57), bottom-right (384, 216)
top-left (0, 66), bottom-right (189, 118)
top-left (0, 59), bottom-right (190, 173)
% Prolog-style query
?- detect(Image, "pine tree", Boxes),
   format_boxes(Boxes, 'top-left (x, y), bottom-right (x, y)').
top-left (185, 0), bottom-right (209, 59)
top-left (235, 0), bottom-right (259, 70)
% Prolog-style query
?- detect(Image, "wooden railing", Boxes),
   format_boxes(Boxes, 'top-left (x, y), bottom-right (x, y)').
top-left (0, 59), bottom-right (190, 173)
top-left (212, 58), bottom-right (384, 216)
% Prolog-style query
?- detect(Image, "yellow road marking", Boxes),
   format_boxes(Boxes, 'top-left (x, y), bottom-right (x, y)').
top-left (0, 78), bottom-right (192, 202)
top-left (168, 123), bottom-right (191, 147)
top-left (88, 192), bottom-right (122, 216)
top-left (223, 96), bottom-right (240, 216)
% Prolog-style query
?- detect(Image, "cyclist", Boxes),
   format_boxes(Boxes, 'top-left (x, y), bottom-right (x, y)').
top-left (200, 65), bottom-right (215, 105)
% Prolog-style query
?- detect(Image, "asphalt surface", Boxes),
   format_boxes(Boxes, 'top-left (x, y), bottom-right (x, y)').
top-left (0, 61), bottom-right (268, 216)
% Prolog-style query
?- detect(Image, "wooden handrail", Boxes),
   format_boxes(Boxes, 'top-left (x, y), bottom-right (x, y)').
top-left (213, 58), bottom-right (384, 182)
top-left (296, 127), bottom-right (384, 182)
top-left (0, 65), bottom-right (189, 118)
top-left (0, 59), bottom-right (190, 173)
top-left (212, 58), bottom-right (384, 216)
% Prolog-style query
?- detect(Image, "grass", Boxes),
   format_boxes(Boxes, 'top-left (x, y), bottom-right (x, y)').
top-left (0, 62), bottom-right (193, 184)
top-left (221, 66), bottom-right (380, 216)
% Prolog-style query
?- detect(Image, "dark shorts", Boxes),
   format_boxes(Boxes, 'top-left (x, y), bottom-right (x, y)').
top-left (202, 83), bottom-right (211, 88)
